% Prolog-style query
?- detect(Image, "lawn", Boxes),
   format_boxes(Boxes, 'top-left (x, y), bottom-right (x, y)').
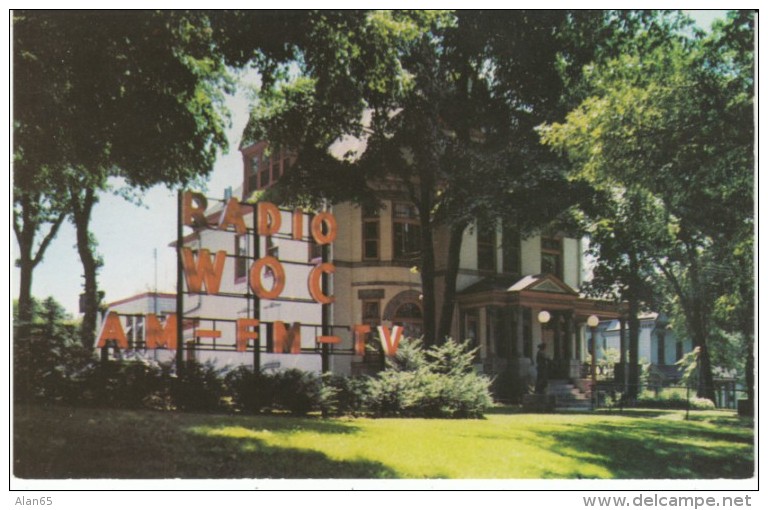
top-left (13, 403), bottom-right (754, 479)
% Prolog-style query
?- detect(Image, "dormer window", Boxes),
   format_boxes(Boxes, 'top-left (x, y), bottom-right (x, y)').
top-left (541, 236), bottom-right (563, 279)
top-left (242, 143), bottom-right (294, 196)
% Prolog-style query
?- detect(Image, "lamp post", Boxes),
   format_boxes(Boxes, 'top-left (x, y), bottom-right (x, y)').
top-left (587, 315), bottom-right (599, 409)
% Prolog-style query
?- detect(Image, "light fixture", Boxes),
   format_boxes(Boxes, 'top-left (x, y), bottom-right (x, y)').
top-left (587, 315), bottom-right (599, 328)
top-left (538, 310), bottom-right (551, 324)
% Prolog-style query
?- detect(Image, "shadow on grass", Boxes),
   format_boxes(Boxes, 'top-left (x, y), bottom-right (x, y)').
top-left (532, 416), bottom-right (754, 479)
top-left (14, 404), bottom-right (398, 479)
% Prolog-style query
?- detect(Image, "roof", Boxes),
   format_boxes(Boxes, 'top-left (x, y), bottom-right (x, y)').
top-left (107, 292), bottom-right (176, 308)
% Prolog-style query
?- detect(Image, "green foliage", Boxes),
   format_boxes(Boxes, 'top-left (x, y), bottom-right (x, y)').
top-left (224, 365), bottom-right (274, 414)
top-left (270, 369), bottom-right (322, 416)
top-left (170, 360), bottom-right (227, 413)
top-left (320, 374), bottom-right (370, 417)
top-left (79, 361), bottom-right (165, 409)
top-left (13, 297), bottom-right (93, 403)
top-left (540, 11), bottom-right (755, 401)
top-left (367, 338), bottom-right (493, 418)
top-left (636, 387), bottom-right (715, 410)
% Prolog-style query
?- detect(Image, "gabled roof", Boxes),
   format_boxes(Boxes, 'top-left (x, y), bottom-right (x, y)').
top-left (506, 274), bottom-right (580, 296)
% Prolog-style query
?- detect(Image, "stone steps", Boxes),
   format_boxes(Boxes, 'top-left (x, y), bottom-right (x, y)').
top-left (548, 379), bottom-right (592, 411)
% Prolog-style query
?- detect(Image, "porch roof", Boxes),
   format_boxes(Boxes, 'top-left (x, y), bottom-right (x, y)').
top-left (457, 274), bottom-right (623, 320)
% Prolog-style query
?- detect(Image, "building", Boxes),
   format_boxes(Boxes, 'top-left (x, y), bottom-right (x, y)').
top-left (99, 138), bottom-right (628, 399)
top-left (596, 313), bottom-right (693, 384)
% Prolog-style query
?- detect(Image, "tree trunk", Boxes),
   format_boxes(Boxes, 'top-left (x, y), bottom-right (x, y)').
top-left (418, 205), bottom-right (437, 347)
top-left (14, 192), bottom-right (66, 329)
top-left (437, 222), bottom-right (465, 344)
top-left (70, 187), bottom-right (101, 349)
top-left (626, 296), bottom-right (641, 400)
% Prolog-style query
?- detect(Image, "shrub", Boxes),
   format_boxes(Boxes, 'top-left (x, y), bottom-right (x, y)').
top-left (271, 369), bottom-right (322, 416)
top-left (367, 338), bottom-right (493, 418)
top-left (14, 322), bottom-right (95, 404)
top-left (225, 366), bottom-right (274, 413)
top-left (635, 387), bottom-right (715, 410)
top-left (79, 360), bottom-right (164, 409)
top-left (320, 374), bottom-right (370, 417)
top-left (169, 360), bottom-right (227, 413)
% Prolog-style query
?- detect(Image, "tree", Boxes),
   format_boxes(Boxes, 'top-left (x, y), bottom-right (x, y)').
top-left (14, 11), bottom-right (232, 347)
top-left (244, 10), bottom-right (625, 346)
top-left (540, 11), bottom-right (754, 400)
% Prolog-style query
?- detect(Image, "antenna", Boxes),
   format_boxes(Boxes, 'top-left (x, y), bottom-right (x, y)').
top-left (153, 248), bottom-right (158, 314)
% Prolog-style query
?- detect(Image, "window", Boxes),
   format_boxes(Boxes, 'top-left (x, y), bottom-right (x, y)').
top-left (541, 236), bottom-right (563, 279)
top-left (259, 151), bottom-right (271, 189)
top-left (362, 300), bottom-right (381, 326)
top-left (394, 302), bottom-right (423, 339)
top-left (393, 203), bottom-right (420, 261)
top-left (244, 144), bottom-right (294, 195)
top-left (308, 240), bottom-right (323, 264)
top-left (502, 222), bottom-right (520, 275)
top-left (362, 206), bottom-right (380, 261)
top-left (477, 228), bottom-right (496, 273)
top-left (235, 234), bottom-right (248, 282)
top-left (247, 155), bottom-right (260, 195)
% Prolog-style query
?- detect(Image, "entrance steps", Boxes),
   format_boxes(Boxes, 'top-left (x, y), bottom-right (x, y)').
top-left (548, 379), bottom-right (592, 411)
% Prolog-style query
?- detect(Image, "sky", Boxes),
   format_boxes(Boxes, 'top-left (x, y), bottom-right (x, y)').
top-left (9, 10), bottom-right (731, 318)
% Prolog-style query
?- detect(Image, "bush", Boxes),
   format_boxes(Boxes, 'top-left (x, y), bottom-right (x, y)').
top-left (225, 366), bottom-right (274, 413)
top-left (79, 360), bottom-right (164, 409)
top-left (271, 369), bottom-right (322, 416)
top-left (169, 360), bottom-right (227, 413)
top-left (367, 338), bottom-right (493, 418)
top-left (320, 374), bottom-right (370, 417)
top-left (635, 388), bottom-right (716, 410)
top-left (14, 322), bottom-right (95, 404)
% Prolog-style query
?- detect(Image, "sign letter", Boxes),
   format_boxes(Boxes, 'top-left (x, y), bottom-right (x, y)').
top-left (182, 248), bottom-right (227, 294)
top-left (249, 256), bottom-right (286, 300)
top-left (310, 212), bottom-right (337, 245)
top-left (183, 191), bottom-right (208, 228)
top-left (145, 313), bottom-right (178, 349)
top-left (308, 263), bottom-right (335, 304)
top-left (272, 321), bottom-right (302, 354)
top-left (219, 197), bottom-right (247, 234)
top-left (377, 325), bottom-right (404, 356)
top-left (96, 312), bottom-right (128, 348)
top-left (257, 202), bottom-right (282, 236)
top-left (236, 319), bottom-right (260, 352)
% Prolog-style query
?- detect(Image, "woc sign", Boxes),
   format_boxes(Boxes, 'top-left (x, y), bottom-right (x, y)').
top-left (96, 191), bottom-right (404, 357)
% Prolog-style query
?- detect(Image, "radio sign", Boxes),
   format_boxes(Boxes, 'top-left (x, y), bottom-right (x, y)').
top-left (96, 191), bottom-right (403, 359)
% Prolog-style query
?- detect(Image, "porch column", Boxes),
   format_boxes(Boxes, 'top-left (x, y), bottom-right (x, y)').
top-left (619, 318), bottom-right (628, 389)
top-left (565, 312), bottom-right (576, 361)
top-left (515, 307), bottom-right (524, 358)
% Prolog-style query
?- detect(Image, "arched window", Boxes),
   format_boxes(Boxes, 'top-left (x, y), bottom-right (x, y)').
top-left (394, 302), bottom-right (423, 339)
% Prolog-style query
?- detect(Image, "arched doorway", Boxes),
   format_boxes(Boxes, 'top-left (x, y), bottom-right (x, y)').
top-left (383, 290), bottom-right (423, 340)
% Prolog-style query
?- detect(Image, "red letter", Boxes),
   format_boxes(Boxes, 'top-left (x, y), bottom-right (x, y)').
top-left (257, 202), bottom-right (282, 236)
top-left (145, 313), bottom-right (177, 349)
top-left (308, 263), bottom-right (335, 304)
top-left (97, 312), bottom-right (128, 348)
top-left (292, 209), bottom-right (304, 240)
top-left (219, 197), bottom-right (247, 234)
top-left (311, 212), bottom-right (337, 245)
top-left (353, 324), bottom-right (371, 356)
top-left (249, 256), bottom-right (286, 300)
top-left (272, 321), bottom-right (302, 354)
top-left (183, 191), bottom-right (208, 228)
top-left (377, 325), bottom-right (404, 356)
top-left (182, 248), bottom-right (227, 294)
top-left (236, 319), bottom-right (260, 352)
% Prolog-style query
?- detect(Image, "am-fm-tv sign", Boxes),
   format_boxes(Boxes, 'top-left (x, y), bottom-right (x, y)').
top-left (96, 191), bottom-right (405, 358)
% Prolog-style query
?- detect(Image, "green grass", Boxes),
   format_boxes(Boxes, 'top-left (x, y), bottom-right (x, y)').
top-left (14, 404), bottom-right (754, 479)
